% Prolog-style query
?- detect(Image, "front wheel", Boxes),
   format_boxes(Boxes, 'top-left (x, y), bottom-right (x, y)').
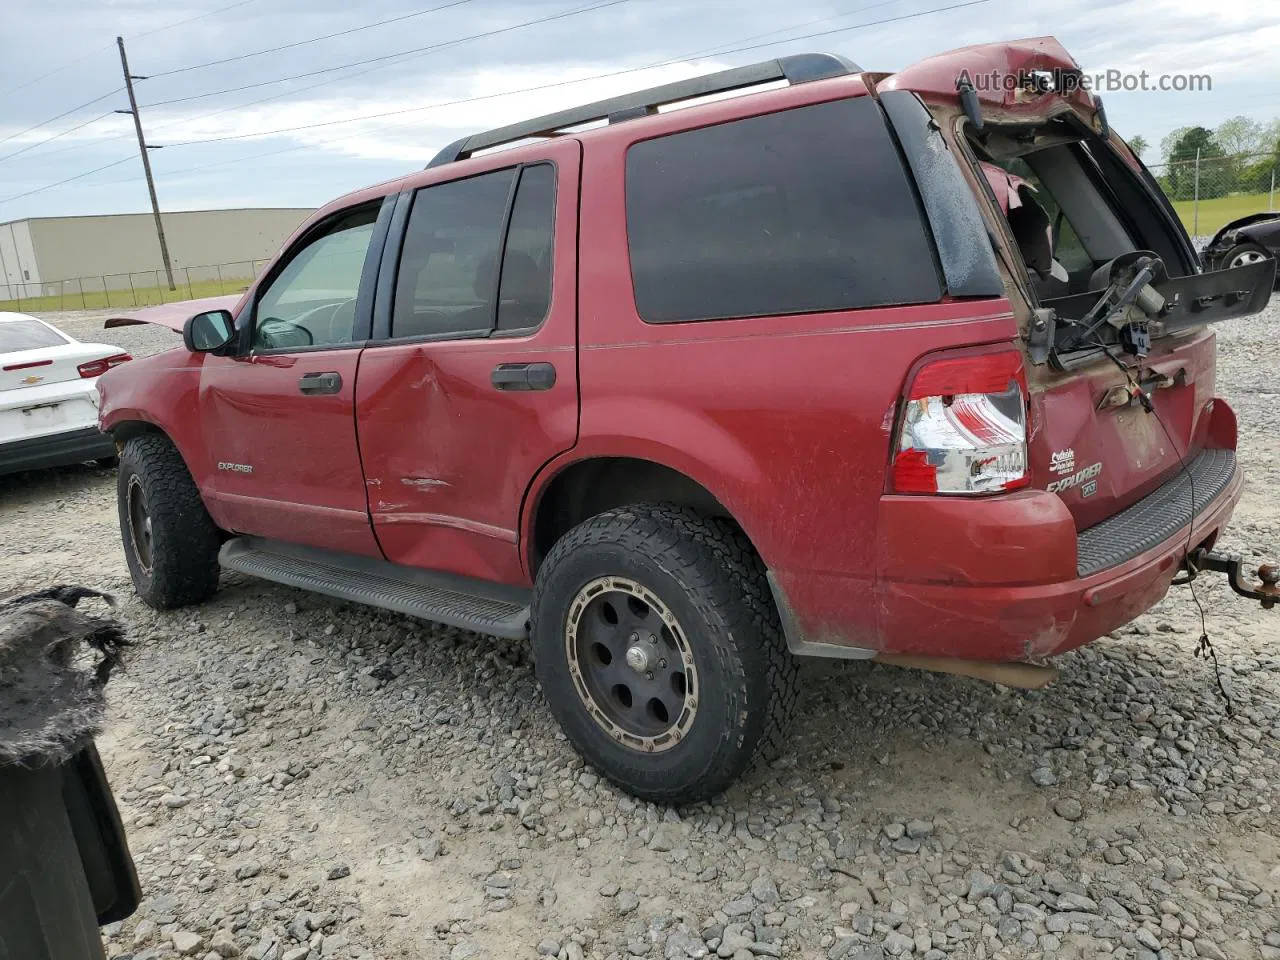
top-left (530, 504), bottom-right (798, 804)
top-left (1222, 241), bottom-right (1272, 272)
top-left (117, 435), bottom-right (221, 609)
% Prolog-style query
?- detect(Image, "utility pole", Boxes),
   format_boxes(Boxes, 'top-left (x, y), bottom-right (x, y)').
top-left (116, 36), bottom-right (175, 291)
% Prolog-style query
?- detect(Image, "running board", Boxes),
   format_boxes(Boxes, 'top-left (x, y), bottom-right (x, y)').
top-left (218, 537), bottom-right (531, 639)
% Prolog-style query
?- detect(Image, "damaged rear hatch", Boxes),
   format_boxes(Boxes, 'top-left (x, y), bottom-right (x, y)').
top-left (879, 38), bottom-right (1274, 562)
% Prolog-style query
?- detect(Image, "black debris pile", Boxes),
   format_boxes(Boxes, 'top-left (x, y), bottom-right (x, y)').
top-left (0, 586), bottom-right (129, 767)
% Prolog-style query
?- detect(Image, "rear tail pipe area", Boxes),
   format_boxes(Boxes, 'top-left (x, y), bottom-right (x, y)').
top-left (872, 653), bottom-right (1059, 689)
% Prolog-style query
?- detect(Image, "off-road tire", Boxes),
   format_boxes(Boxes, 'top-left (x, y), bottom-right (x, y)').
top-left (117, 435), bottom-right (220, 609)
top-left (531, 503), bottom-right (798, 804)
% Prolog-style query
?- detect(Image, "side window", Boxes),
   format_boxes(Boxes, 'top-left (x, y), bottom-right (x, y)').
top-left (252, 205), bottom-right (378, 350)
top-left (392, 164), bottom-right (556, 340)
top-left (625, 97), bottom-right (943, 324)
top-left (496, 164), bottom-right (556, 331)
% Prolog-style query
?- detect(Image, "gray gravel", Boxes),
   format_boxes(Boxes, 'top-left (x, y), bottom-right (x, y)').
top-left (2, 305), bottom-right (1278, 960)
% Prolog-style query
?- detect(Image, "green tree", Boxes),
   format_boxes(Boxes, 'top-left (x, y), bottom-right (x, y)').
top-left (1160, 126), bottom-right (1191, 162)
top-left (1127, 134), bottom-right (1148, 159)
top-left (1166, 127), bottom-right (1226, 200)
top-left (1214, 116), bottom-right (1264, 156)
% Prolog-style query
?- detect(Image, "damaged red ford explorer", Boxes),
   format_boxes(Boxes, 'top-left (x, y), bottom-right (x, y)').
top-left (98, 37), bottom-right (1278, 803)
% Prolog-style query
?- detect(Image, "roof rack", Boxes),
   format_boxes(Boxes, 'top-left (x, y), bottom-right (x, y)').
top-left (426, 52), bottom-right (860, 168)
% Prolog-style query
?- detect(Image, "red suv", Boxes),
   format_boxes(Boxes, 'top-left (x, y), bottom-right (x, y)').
top-left (100, 37), bottom-right (1276, 803)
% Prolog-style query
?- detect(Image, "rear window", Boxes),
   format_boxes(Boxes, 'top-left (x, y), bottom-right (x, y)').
top-left (625, 96), bottom-right (942, 324)
top-left (0, 318), bottom-right (67, 351)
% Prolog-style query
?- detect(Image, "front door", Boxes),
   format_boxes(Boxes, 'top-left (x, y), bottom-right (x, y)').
top-left (199, 198), bottom-right (391, 556)
top-left (356, 143), bottom-right (580, 584)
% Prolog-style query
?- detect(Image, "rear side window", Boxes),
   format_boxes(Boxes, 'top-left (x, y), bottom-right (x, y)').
top-left (392, 163), bottom-right (556, 340)
top-left (0, 318), bottom-right (67, 351)
top-left (625, 97), bottom-right (942, 323)
top-left (497, 164), bottom-right (556, 332)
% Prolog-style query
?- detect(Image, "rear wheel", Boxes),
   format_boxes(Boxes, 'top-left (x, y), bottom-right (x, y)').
top-left (531, 503), bottom-right (797, 804)
top-left (117, 435), bottom-right (220, 609)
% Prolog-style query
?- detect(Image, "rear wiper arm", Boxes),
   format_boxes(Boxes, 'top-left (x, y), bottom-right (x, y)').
top-left (1062, 257), bottom-right (1160, 353)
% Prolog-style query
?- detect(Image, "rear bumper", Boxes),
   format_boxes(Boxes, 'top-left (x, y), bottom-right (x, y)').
top-left (0, 426), bottom-right (116, 476)
top-left (771, 448), bottom-right (1244, 662)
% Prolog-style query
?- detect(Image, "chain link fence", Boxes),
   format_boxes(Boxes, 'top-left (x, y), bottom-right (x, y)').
top-left (0, 259), bottom-right (272, 313)
top-left (1146, 150), bottom-right (1279, 240)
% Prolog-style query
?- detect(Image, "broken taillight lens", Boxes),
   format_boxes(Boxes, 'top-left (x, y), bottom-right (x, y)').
top-left (892, 349), bottom-right (1029, 495)
top-left (78, 353), bottom-right (132, 378)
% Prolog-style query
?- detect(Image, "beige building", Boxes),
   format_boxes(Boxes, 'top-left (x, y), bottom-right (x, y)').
top-left (0, 207), bottom-right (314, 299)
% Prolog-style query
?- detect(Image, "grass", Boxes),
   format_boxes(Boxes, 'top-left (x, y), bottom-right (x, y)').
top-left (1172, 190), bottom-right (1278, 236)
top-left (0, 276), bottom-right (253, 314)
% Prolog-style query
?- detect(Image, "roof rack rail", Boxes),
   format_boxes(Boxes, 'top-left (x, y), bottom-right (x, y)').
top-left (426, 52), bottom-right (860, 169)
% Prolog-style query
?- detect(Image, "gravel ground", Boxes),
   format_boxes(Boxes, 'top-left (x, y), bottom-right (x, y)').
top-left (2, 307), bottom-right (1279, 960)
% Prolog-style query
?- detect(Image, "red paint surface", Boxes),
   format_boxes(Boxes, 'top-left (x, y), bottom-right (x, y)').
top-left (356, 141), bottom-right (582, 584)
top-left (98, 37), bottom-right (1250, 665)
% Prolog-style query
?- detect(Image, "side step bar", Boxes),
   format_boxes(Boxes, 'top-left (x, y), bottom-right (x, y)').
top-left (218, 537), bottom-right (531, 640)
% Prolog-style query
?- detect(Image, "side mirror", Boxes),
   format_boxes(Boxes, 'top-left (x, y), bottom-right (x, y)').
top-left (183, 309), bottom-right (235, 353)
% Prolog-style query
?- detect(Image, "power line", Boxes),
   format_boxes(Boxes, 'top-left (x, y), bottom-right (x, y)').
top-left (0, 0), bottom-right (476, 164)
top-left (150, 0), bottom-right (482, 79)
top-left (3, 0), bottom-right (991, 206)
top-left (0, 156), bottom-right (136, 206)
top-left (139, 0), bottom-right (632, 109)
top-left (0, 112), bottom-right (114, 165)
top-left (167, 0), bottom-right (991, 147)
top-left (0, 0), bottom-right (263, 99)
top-left (132, 0), bottom-right (263, 41)
top-left (6, 0), bottom-right (899, 163)
top-left (0, 88), bottom-right (123, 147)
top-left (0, 45), bottom-right (116, 100)
top-left (147, 0), bottom-right (899, 139)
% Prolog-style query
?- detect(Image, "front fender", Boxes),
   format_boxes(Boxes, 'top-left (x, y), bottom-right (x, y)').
top-left (97, 352), bottom-right (213, 507)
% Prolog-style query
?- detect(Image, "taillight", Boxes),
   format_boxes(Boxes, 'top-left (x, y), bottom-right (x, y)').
top-left (78, 353), bottom-right (132, 378)
top-left (892, 348), bottom-right (1029, 495)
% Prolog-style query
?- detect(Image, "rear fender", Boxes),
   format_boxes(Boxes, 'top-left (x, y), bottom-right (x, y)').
top-left (520, 405), bottom-right (769, 577)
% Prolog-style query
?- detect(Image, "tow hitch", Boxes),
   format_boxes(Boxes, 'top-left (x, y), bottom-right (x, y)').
top-left (1176, 548), bottom-right (1280, 609)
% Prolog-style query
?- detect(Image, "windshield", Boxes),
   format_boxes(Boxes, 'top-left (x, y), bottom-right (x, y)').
top-left (0, 318), bottom-right (68, 351)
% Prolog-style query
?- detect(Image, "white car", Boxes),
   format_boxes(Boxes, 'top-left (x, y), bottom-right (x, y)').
top-left (0, 312), bottom-right (131, 475)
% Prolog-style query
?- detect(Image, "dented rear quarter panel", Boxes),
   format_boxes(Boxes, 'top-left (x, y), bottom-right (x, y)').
top-left (568, 105), bottom-right (1021, 651)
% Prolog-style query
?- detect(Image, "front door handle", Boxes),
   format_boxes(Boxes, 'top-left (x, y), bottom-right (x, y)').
top-left (491, 362), bottom-right (556, 392)
top-left (298, 371), bottom-right (342, 395)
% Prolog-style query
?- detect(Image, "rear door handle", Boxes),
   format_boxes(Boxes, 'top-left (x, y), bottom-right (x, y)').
top-left (298, 371), bottom-right (342, 395)
top-left (491, 362), bottom-right (556, 392)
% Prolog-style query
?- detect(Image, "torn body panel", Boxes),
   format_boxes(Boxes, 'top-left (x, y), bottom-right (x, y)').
top-left (103, 294), bottom-right (245, 333)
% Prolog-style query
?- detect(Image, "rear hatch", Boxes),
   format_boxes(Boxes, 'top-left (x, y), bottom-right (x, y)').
top-left (880, 36), bottom-right (1274, 533)
top-left (1026, 328), bottom-right (1215, 530)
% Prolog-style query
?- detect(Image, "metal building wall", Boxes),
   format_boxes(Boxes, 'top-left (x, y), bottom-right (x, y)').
top-left (20, 208), bottom-right (314, 290)
top-left (0, 221), bottom-right (39, 299)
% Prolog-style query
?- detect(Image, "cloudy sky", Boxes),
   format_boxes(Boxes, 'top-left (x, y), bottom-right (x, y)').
top-left (2, 0), bottom-right (1280, 222)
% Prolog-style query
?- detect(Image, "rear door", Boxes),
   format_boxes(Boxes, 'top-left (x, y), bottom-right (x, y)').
top-left (355, 142), bottom-right (580, 584)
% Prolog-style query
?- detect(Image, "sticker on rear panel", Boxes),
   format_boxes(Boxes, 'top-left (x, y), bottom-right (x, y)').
top-left (1050, 448), bottom-right (1076, 475)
